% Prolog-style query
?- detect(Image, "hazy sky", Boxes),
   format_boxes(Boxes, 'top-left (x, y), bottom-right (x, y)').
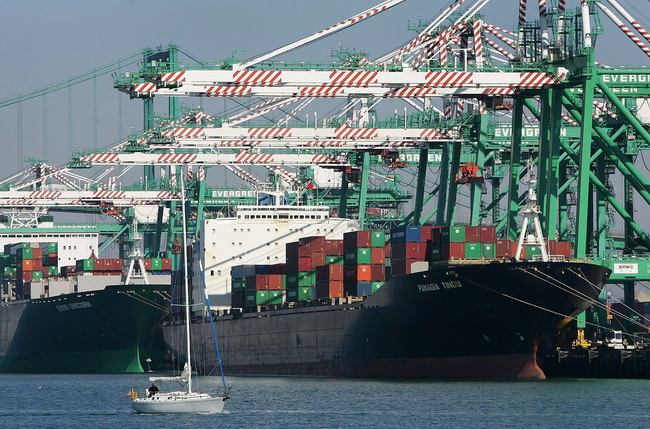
top-left (0, 0), bottom-right (649, 232)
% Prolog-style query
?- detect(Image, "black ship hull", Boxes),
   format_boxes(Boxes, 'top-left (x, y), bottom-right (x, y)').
top-left (0, 284), bottom-right (171, 373)
top-left (164, 260), bottom-right (610, 379)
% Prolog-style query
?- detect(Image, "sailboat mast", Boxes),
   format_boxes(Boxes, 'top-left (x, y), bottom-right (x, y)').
top-left (180, 172), bottom-right (193, 394)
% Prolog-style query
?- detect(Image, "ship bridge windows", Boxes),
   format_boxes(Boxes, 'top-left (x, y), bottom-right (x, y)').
top-left (210, 270), bottom-right (214, 277)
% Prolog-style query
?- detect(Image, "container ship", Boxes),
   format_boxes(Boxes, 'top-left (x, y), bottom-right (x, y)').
top-left (0, 240), bottom-right (171, 373)
top-left (164, 221), bottom-right (612, 380)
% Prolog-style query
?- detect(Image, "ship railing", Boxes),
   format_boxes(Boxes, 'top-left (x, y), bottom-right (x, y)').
top-left (531, 254), bottom-right (566, 262)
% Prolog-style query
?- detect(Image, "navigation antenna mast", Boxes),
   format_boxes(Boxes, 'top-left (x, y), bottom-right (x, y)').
top-left (515, 159), bottom-right (549, 262)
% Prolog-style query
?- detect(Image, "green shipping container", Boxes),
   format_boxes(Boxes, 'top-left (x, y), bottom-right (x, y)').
top-left (325, 255), bottom-right (344, 265)
top-left (465, 242), bottom-right (481, 259)
top-left (370, 231), bottom-right (386, 248)
top-left (232, 278), bottom-right (245, 292)
top-left (286, 286), bottom-right (313, 302)
top-left (82, 259), bottom-right (95, 271)
top-left (481, 243), bottom-right (496, 259)
top-left (450, 226), bottom-right (465, 243)
top-left (20, 249), bottom-right (33, 260)
top-left (151, 258), bottom-right (163, 270)
top-left (344, 248), bottom-right (372, 265)
top-left (245, 290), bottom-right (270, 306)
top-left (287, 271), bottom-right (315, 288)
top-left (431, 245), bottom-right (441, 261)
top-left (268, 290), bottom-right (283, 305)
top-left (526, 246), bottom-right (542, 259)
top-left (371, 281), bottom-right (384, 293)
top-left (3, 266), bottom-right (10, 276)
top-left (49, 266), bottom-right (58, 276)
top-left (48, 243), bottom-right (58, 253)
top-left (32, 271), bottom-right (43, 282)
top-left (20, 243), bottom-right (31, 250)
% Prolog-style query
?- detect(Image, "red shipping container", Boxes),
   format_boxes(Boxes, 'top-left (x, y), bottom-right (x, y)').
top-left (268, 274), bottom-right (284, 290)
top-left (371, 247), bottom-right (385, 265)
top-left (49, 254), bottom-right (58, 266)
top-left (32, 248), bottom-right (43, 259)
top-left (316, 281), bottom-right (344, 299)
top-left (33, 259), bottom-right (43, 271)
top-left (323, 239), bottom-right (343, 256)
top-left (268, 263), bottom-right (286, 275)
top-left (441, 242), bottom-right (465, 259)
top-left (510, 241), bottom-right (526, 259)
top-left (311, 252), bottom-right (327, 268)
top-left (143, 259), bottom-right (152, 270)
top-left (162, 258), bottom-right (172, 270)
top-left (496, 239), bottom-right (511, 258)
top-left (556, 241), bottom-right (571, 258)
top-left (384, 241), bottom-right (391, 256)
top-left (298, 257), bottom-right (312, 272)
top-left (316, 265), bottom-right (344, 282)
top-left (479, 226), bottom-right (496, 243)
top-left (22, 271), bottom-right (33, 282)
top-left (391, 242), bottom-right (428, 260)
top-left (370, 265), bottom-right (385, 281)
top-left (306, 236), bottom-right (326, 253)
top-left (465, 226), bottom-right (481, 242)
top-left (344, 231), bottom-right (372, 249)
top-left (114, 259), bottom-right (124, 271)
top-left (547, 239), bottom-right (557, 255)
top-left (286, 241), bottom-right (311, 258)
top-left (420, 226), bottom-right (434, 243)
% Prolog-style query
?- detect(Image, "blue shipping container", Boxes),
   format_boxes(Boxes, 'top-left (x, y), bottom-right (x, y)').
top-left (390, 226), bottom-right (422, 243)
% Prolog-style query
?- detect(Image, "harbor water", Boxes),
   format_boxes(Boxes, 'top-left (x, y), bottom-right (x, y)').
top-left (1, 374), bottom-right (648, 428)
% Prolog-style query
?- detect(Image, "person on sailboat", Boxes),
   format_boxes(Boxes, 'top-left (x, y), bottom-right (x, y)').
top-left (148, 383), bottom-right (159, 397)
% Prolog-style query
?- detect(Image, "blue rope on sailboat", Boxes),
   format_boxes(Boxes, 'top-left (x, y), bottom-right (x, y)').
top-left (184, 190), bottom-right (228, 391)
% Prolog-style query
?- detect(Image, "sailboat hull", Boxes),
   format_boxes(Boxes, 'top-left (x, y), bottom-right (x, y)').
top-left (132, 392), bottom-right (226, 414)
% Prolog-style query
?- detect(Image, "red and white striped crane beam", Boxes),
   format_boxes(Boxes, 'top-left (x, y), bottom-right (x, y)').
top-left (483, 36), bottom-right (516, 61)
top-left (0, 189), bottom-right (180, 208)
top-left (224, 165), bottom-right (264, 188)
top-left (133, 68), bottom-right (564, 99)
top-left (596, 1), bottom-right (650, 59)
top-left (277, 98), bottom-right (314, 127)
top-left (240, 0), bottom-right (406, 69)
top-left (606, 0), bottom-right (650, 46)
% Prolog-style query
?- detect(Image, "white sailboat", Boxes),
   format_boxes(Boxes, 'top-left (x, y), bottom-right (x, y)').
top-left (131, 174), bottom-right (229, 414)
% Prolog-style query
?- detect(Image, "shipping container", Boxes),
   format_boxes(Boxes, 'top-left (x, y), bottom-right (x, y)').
top-left (323, 239), bottom-right (344, 255)
top-left (370, 230), bottom-right (386, 248)
top-left (391, 242), bottom-right (428, 260)
top-left (430, 227), bottom-right (442, 245)
top-left (232, 278), bottom-right (246, 292)
top-left (479, 226), bottom-right (497, 243)
top-left (344, 265), bottom-right (372, 282)
top-left (316, 265), bottom-right (344, 282)
top-left (286, 286), bottom-right (314, 302)
top-left (311, 252), bottom-right (327, 268)
top-left (151, 258), bottom-right (163, 270)
top-left (510, 242), bottom-right (526, 259)
top-left (162, 258), bottom-right (172, 270)
top-left (390, 258), bottom-right (421, 275)
top-left (431, 245), bottom-right (441, 261)
top-left (526, 246), bottom-right (542, 260)
top-left (449, 226), bottom-right (466, 243)
top-left (481, 243), bottom-right (496, 259)
top-left (371, 281), bottom-right (385, 294)
top-left (496, 240), bottom-right (511, 258)
top-left (344, 231), bottom-right (372, 249)
top-left (464, 226), bottom-right (481, 242)
top-left (465, 243), bottom-right (482, 259)
top-left (370, 247), bottom-right (385, 265)
top-left (245, 290), bottom-right (271, 306)
top-left (390, 226), bottom-right (422, 243)
top-left (443, 242), bottom-right (466, 259)
top-left (231, 291), bottom-right (245, 308)
top-left (286, 271), bottom-right (315, 288)
top-left (325, 255), bottom-right (344, 265)
top-left (555, 241), bottom-right (571, 258)
top-left (344, 248), bottom-right (372, 265)
top-left (316, 281), bottom-right (344, 299)
top-left (370, 265), bottom-right (385, 281)
top-left (286, 241), bottom-right (311, 259)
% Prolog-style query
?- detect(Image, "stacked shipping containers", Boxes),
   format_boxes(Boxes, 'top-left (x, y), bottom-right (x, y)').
top-left (343, 230), bottom-right (386, 297)
top-left (390, 226), bottom-right (431, 275)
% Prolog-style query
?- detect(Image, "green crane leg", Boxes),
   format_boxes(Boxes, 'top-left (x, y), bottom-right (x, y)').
top-left (562, 92), bottom-right (650, 208)
top-left (559, 139), bottom-right (650, 250)
top-left (168, 44), bottom-right (179, 120)
top-left (446, 143), bottom-right (462, 226)
top-left (545, 88), bottom-right (563, 239)
top-left (413, 148), bottom-right (429, 226)
top-left (596, 157), bottom-right (608, 257)
top-left (507, 97), bottom-right (524, 240)
top-left (575, 72), bottom-right (596, 259)
top-left (358, 152), bottom-right (370, 230)
top-left (436, 143), bottom-right (451, 226)
top-left (470, 113), bottom-right (487, 226)
top-left (597, 82), bottom-right (650, 149)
